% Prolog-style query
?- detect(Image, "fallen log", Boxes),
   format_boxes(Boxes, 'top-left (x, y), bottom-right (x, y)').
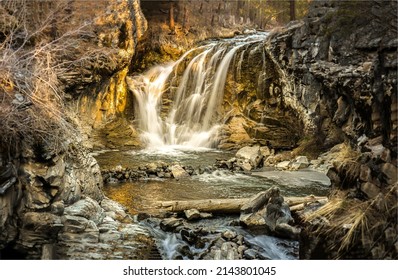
top-left (289, 198), bottom-right (329, 212)
top-left (155, 195), bottom-right (328, 214)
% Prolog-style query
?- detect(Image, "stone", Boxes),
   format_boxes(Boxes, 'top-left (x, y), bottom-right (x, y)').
top-left (100, 198), bottom-right (128, 222)
top-left (41, 244), bottom-right (55, 260)
top-left (295, 156), bottom-right (309, 164)
top-left (50, 201), bottom-right (65, 216)
top-left (274, 223), bottom-right (300, 240)
top-left (333, 96), bottom-right (350, 125)
top-left (62, 215), bottom-right (89, 233)
top-left (23, 212), bottom-right (62, 232)
top-left (243, 249), bottom-right (257, 259)
top-left (58, 231), bottom-right (99, 244)
top-left (146, 163), bottom-right (158, 174)
top-left (260, 146), bottom-right (272, 157)
top-left (222, 230), bottom-right (237, 240)
top-left (199, 212), bottom-right (213, 219)
top-left (361, 182), bottom-right (380, 199)
top-left (236, 160), bottom-right (253, 171)
top-left (380, 163), bottom-right (397, 184)
top-left (64, 197), bottom-right (104, 225)
top-left (99, 230), bottom-right (122, 243)
top-left (380, 149), bottom-right (391, 163)
top-left (235, 146), bottom-right (263, 169)
top-left (45, 158), bottom-right (66, 185)
top-left (292, 156), bottom-right (309, 169)
top-left (359, 165), bottom-right (372, 182)
top-left (290, 162), bottom-right (308, 170)
top-left (276, 161), bottom-right (291, 170)
top-left (184, 209), bottom-right (201, 220)
top-left (160, 217), bottom-right (183, 232)
top-left (170, 165), bottom-right (189, 179)
top-left (240, 212), bottom-right (266, 227)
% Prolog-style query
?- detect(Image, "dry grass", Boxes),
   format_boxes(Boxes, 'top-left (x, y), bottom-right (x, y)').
top-left (304, 186), bottom-right (397, 259)
top-left (0, 0), bottom-right (112, 157)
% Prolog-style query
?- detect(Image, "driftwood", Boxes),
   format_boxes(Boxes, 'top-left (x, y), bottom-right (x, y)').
top-left (289, 198), bottom-right (329, 212)
top-left (155, 195), bottom-right (328, 214)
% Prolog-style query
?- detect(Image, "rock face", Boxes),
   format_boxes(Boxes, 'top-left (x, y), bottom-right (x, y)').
top-left (68, 0), bottom-right (147, 149)
top-left (0, 0), bottom-right (152, 260)
top-left (0, 144), bottom-right (154, 259)
top-left (261, 0), bottom-right (397, 259)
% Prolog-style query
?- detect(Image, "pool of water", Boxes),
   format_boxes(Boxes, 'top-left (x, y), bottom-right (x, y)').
top-left (95, 149), bottom-right (330, 214)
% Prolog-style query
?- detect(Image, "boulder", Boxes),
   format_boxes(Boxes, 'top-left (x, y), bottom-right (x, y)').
top-left (170, 165), bottom-right (189, 179)
top-left (236, 146), bottom-right (263, 169)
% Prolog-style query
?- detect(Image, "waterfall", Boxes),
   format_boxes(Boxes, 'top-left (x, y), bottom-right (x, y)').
top-left (127, 33), bottom-right (268, 150)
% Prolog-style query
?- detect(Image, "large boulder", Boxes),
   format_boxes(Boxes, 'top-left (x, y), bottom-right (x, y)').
top-left (235, 146), bottom-right (264, 170)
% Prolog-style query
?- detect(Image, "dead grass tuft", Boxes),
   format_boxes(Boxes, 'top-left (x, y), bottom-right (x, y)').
top-left (304, 187), bottom-right (397, 258)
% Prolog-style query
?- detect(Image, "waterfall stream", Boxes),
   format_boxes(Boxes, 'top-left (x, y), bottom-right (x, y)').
top-left (127, 33), bottom-right (268, 150)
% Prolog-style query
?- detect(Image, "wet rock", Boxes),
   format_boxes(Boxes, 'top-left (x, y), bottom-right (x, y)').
top-left (222, 230), bottom-right (237, 240)
top-left (274, 223), bottom-right (300, 240)
top-left (170, 165), bottom-right (189, 179)
top-left (0, 177), bottom-right (16, 195)
top-left (64, 197), bottom-right (104, 225)
top-left (23, 212), bottom-right (63, 233)
top-left (160, 217), bottom-right (183, 232)
top-left (184, 209), bottom-right (212, 220)
top-left (41, 244), bottom-right (55, 260)
top-left (243, 248), bottom-right (258, 259)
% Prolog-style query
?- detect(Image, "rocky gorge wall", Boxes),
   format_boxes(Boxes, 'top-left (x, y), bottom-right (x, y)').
top-left (0, 0), bottom-right (153, 259)
top-left (260, 0), bottom-right (397, 259)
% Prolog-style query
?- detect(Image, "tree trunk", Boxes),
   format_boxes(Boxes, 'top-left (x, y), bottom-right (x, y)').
top-left (182, 5), bottom-right (189, 31)
top-left (154, 195), bottom-right (328, 214)
top-left (169, 1), bottom-right (175, 32)
top-left (290, 0), bottom-right (296, 21)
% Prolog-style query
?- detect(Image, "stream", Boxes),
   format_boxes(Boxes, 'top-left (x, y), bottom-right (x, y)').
top-left (95, 148), bottom-right (330, 260)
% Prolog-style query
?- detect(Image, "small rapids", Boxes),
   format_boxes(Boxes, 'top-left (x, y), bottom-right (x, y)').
top-left (141, 218), bottom-right (298, 260)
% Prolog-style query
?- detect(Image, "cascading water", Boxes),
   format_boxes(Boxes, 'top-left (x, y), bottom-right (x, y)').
top-left (127, 33), bottom-right (268, 150)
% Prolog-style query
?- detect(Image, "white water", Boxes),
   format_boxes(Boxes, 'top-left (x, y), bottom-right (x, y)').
top-left (127, 33), bottom-right (268, 150)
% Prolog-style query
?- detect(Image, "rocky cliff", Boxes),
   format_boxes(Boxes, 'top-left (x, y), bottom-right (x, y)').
top-left (261, 0), bottom-right (397, 259)
top-left (0, 0), bottom-right (153, 259)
